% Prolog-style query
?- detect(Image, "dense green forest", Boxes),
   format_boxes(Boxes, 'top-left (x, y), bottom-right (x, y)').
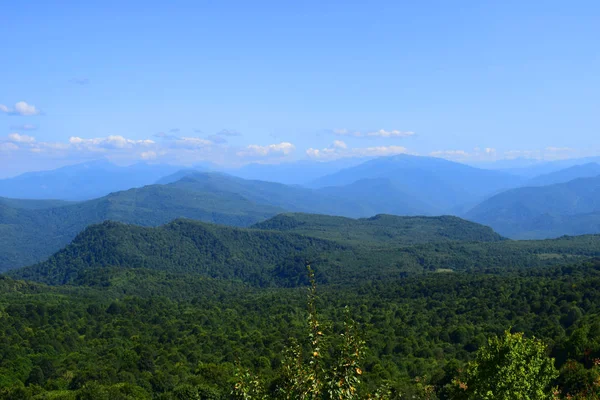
top-left (4, 259), bottom-right (600, 398)
top-left (251, 213), bottom-right (504, 245)
top-left (3, 215), bottom-right (600, 398)
top-left (11, 218), bottom-right (600, 287)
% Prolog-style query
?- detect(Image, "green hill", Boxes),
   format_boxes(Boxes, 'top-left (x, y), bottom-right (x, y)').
top-left (10, 219), bottom-right (345, 286)
top-left (251, 213), bottom-right (504, 245)
top-left (12, 217), bottom-right (600, 289)
top-left (0, 183), bottom-right (283, 272)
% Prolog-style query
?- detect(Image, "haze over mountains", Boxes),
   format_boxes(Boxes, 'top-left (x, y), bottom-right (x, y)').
top-left (2, 153), bottom-right (600, 272)
top-left (467, 175), bottom-right (600, 239)
top-left (0, 160), bottom-right (182, 200)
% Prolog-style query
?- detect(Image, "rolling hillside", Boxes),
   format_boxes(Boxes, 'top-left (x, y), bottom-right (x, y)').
top-left (11, 219), bottom-right (344, 286)
top-left (0, 182), bottom-right (284, 271)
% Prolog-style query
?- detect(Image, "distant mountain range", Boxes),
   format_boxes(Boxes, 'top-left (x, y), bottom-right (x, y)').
top-left (224, 158), bottom-right (372, 185)
top-left (309, 154), bottom-right (525, 212)
top-left (525, 163), bottom-right (600, 187)
top-left (3, 154), bottom-right (600, 270)
top-left (0, 160), bottom-right (183, 200)
top-left (466, 175), bottom-right (600, 238)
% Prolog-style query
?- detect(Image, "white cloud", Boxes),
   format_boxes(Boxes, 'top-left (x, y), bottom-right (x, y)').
top-left (430, 150), bottom-right (469, 158)
top-left (354, 145), bottom-right (408, 156)
top-left (238, 142), bottom-right (295, 157)
top-left (8, 133), bottom-right (36, 144)
top-left (69, 135), bottom-right (155, 150)
top-left (332, 128), bottom-right (414, 138)
top-left (0, 101), bottom-right (41, 116)
top-left (366, 129), bottom-right (415, 138)
top-left (332, 140), bottom-right (347, 149)
top-left (140, 151), bottom-right (157, 160)
top-left (171, 137), bottom-right (213, 149)
top-left (306, 143), bottom-right (409, 160)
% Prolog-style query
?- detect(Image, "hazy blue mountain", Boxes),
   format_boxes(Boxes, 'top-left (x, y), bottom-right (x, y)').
top-left (318, 178), bottom-right (438, 216)
top-left (167, 172), bottom-right (371, 217)
top-left (526, 163), bottom-right (600, 186)
top-left (0, 160), bottom-right (183, 200)
top-left (225, 158), bottom-right (372, 185)
top-left (491, 157), bottom-right (600, 178)
top-left (465, 175), bottom-right (600, 238)
top-left (161, 171), bottom-right (439, 217)
top-left (155, 169), bottom-right (206, 184)
top-left (309, 154), bottom-right (524, 212)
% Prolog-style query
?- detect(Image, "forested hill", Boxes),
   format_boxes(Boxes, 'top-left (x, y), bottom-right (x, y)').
top-left (11, 217), bottom-right (600, 290)
top-left (10, 219), bottom-right (346, 286)
top-left (0, 183), bottom-right (283, 272)
top-left (251, 213), bottom-right (504, 245)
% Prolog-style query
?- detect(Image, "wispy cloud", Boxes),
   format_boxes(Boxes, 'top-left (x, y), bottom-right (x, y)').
top-left (69, 135), bottom-right (155, 150)
top-left (169, 128), bottom-right (181, 133)
top-left (430, 149), bottom-right (469, 158)
top-left (170, 137), bottom-right (213, 149)
top-left (306, 142), bottom-right (409, 160)
top-left (332, 128), bottom-right (415, 138)
top-left (237, 142), bottom-right (295, 157)
top-left (9, 124), bottom-right (38, 131)
top-left (8, 133), bottom-right (36, 144)
top-left (0, 101), bottom-right (42, 116)
top-left (207, 134), bottom-right (228, 144)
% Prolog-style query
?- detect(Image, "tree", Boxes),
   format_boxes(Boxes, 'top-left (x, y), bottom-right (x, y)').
top-left (450, 330), bottom-right (558, 400)
top-left (233, 266), bottom-right (387, 400)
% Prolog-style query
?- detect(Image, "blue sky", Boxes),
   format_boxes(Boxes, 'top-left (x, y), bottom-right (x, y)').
top-left (1, 0), bottom-right (599, 177)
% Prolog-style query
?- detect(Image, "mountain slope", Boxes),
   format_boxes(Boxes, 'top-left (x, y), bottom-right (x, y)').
top-left (225, 158), bottom-right (371, 185)
top-left (0, 197), bottom-right (74, 209)
top-left (526, 163), bottom-right (600, 187)
top-left (466, 176), bottom-right (600, 238)
top-left (252, 213), bottom-right (504, 245)
top-left (166, 172), bottom-right (376, 217)
top-left (309, 154), bottom-right (523, 212)
top-left (0, 160), bottom-right (182, 200)
top-left (0, 183), bottom-right (284, 272)
top-left (11, 219), bottom-right (345, 286)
